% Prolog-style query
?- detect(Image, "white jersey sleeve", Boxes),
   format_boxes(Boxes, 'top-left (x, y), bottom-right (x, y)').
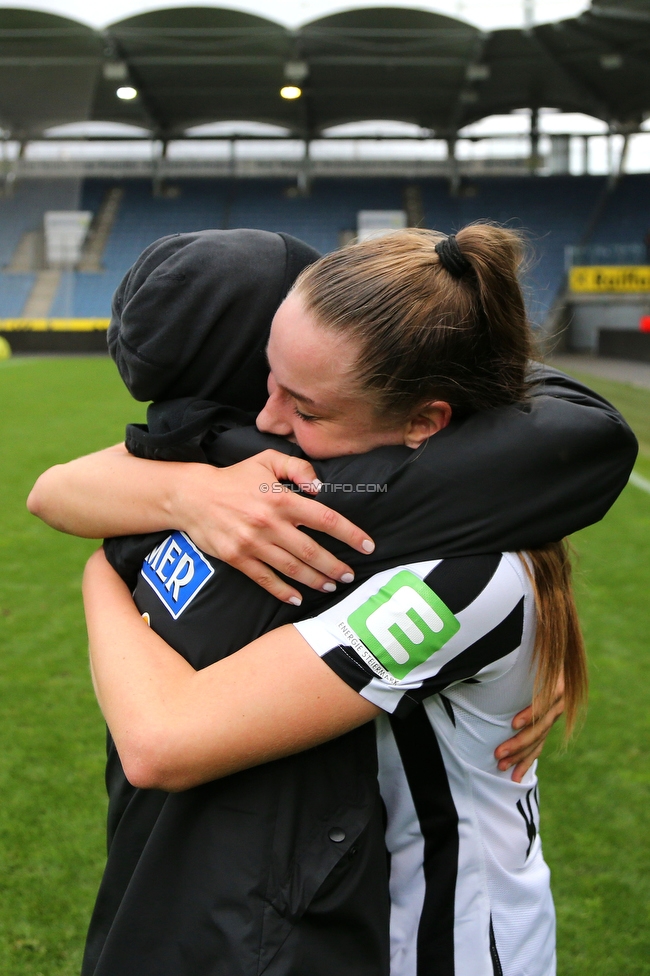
top-left (294, 553), bottom-right (530, 716)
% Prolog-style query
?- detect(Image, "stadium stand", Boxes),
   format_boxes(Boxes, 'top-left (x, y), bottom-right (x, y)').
top-left (0, 179), bottom-right (84, 269)
top-left (6, 172), bottom-right (644, 326)
top-left (1, 2), bottom-right (649, 350)
top-left (0, 273), bottom-right (36, 316)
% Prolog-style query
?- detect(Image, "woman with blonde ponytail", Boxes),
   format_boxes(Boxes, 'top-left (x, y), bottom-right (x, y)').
top-left (287, 223), bottom-right (589, 731)
top-left (76, 223), bottom-right (606, 976)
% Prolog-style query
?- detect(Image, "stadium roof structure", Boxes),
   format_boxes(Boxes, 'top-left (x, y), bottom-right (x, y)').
top-left (2, 1), bottom-right (650, 141)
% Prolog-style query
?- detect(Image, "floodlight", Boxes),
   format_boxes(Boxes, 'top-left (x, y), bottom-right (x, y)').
top-left (117, 87), bottom-right (138, 100)
top-left (284, 61), bottom-right (309, 84)
top-left (600, 53), bottom-right (623, 70)
top-left (466, 64), bottom-right (490, 82)
top-left (280, 86), bottom-right (302, 100)
top-left (103, 62), bottom-right (128, 81)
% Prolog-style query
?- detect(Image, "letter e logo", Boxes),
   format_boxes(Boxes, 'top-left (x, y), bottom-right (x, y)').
top-left (348, 571), bottom-right (460, 679)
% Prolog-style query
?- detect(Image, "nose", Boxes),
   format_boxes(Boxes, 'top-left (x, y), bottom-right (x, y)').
top-left (256, 384), bottom-right (294, 437)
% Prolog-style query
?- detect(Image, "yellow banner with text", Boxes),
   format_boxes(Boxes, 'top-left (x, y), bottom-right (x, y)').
top-left (569, 266), bottom-right (650, 293)
top-left (0, 319), bottom-right (109, 332)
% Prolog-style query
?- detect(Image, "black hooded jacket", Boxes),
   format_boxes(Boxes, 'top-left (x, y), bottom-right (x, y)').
top-left (108, 227), bottom-right (320, 411)
top-left (86, 229), bottom-right (637, 976)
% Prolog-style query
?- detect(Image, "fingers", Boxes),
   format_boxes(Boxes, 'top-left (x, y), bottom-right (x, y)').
top-left (510, 743), bottom-right (544, 784)
top-left (495, 695), bottom-right (565, 775)
top-left (198, 451), bottom-right (376, 602)
top-left (272, 522), bottom-right (358, 584)
top-left (508, 683), bottom-right (566, 740)
top-left (288, 495), bottom-right (375, 556)
top-left (235, 556), bottom-right (304, 605)
top-left (510, 703), bottom-right (533, 731)
top-left (262, 451), bottom-right (321, 495)
top-left (258, 542), bottom-right (346, 595)
top-left (222, 523), bottom-right (355, 594)
top-left (495, 721), bottom-right (547, 766)
top-left (496, 735), bottom-right (540, 773)
top-left (259, 452), bottom-right (376, 555)
top-left (233, 524), bottom-right (363, 603)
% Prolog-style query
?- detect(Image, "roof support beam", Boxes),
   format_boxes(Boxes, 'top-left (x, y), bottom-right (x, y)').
top-left (572, 19), bottom-right (650, 106)
top-left (0, 27), bottom-right (94, 38)
top-left (301, 26), bottom-right (476, 40)
top-left (527, 28), bottom-right (610, 121)
top-left (529, 106), bottom-right (540, 174)
top-left (102, 29), bottom-right (166, 137)
top-left (590, 6), bottom-right (650, 25)
top-left (0, 57), bottom-right (99, 66)
top-left (124, 55), bottom-right (468, 68)
top-left (446, 136), bottom-right (461, 195)
top-left (20, 129), bottom-right (641, 145)
top-left (443, 31), bottom-right (489, 139)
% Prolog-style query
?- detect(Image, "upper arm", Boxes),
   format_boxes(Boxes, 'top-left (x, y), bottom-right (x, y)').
top-left (294, 554), bottom-right (529, 718)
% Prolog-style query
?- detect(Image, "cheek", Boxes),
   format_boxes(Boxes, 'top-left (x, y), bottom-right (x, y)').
top-left (290, 423), bottom-right (341, 459)
top-left (292, 423), bottom-right (366, 460)
top-left (292, 429), bottom-right (329, 458)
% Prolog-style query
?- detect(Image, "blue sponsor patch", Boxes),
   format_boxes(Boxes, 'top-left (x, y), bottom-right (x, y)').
top-left (140, 531), bottom-right (214, 619)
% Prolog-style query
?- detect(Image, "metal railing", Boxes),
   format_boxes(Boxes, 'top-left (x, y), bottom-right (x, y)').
top-left (565, 243), bottom-right (647, 268)
top-left (4, 154), bottom-right (537, 180)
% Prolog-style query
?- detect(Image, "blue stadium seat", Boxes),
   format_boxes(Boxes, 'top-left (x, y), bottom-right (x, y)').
top-left (0, 273), bottom-right (36, 315)
top-left (2, 174), bottom-right (649, 323)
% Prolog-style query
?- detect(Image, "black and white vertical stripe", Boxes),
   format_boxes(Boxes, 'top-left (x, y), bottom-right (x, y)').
top-left (295, 553), bottom-right (557, 976)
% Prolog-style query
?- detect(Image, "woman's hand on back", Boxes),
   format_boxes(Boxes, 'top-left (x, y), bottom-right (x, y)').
top-left (172, 449), bottom-right (375, 604)
top-left (494, 676), bottom-right (566, 782)
top-left (28, 446), bottom-right (374, 605)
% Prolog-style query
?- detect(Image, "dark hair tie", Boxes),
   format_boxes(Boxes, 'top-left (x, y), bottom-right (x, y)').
top-left (435, 235), bottom-right (472, 279)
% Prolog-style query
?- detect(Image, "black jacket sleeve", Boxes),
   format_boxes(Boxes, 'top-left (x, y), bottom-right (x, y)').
top-left (317, 363), bottom-right (637, 561)
top-left (104, 364), bottom-right (637, 587)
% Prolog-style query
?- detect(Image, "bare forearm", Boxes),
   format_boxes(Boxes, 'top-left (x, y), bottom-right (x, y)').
top-left (27, 445), bottom-right (192, 538)
top-left (29, 447), bottom-right (368, 601)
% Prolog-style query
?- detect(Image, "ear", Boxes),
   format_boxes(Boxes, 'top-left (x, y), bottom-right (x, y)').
top-left (403, 401), bottom-right (452, 449)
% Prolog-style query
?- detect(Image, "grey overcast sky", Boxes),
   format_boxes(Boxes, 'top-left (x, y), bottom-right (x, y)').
top-left (6, 0), bottom-right (591, 30)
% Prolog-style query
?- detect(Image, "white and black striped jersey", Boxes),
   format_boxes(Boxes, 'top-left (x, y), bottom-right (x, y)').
top-left (295, 552), bottom-right (556, 976)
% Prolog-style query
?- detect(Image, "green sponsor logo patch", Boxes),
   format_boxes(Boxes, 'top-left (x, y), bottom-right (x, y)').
top-left (347, 570), bottom-right (460, 680)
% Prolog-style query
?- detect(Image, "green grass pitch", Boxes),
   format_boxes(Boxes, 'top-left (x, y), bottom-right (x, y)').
top-left (0, 355), bottom-right (648, 975)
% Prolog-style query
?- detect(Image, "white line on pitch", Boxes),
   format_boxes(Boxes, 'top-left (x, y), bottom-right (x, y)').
top-left (629, 471), bottom-right (650, 495)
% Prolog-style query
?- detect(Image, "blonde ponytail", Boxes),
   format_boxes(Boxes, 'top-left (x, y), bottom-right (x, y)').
top-left (522, 541), bottom-right (588, 738)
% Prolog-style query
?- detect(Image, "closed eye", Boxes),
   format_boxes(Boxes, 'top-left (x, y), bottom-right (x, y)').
top-left (293, 403), bottom-right (318, 423)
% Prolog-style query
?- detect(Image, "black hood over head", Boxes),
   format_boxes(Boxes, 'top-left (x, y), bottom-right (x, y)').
top-left (107, 228), bottom-right (321, 411)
